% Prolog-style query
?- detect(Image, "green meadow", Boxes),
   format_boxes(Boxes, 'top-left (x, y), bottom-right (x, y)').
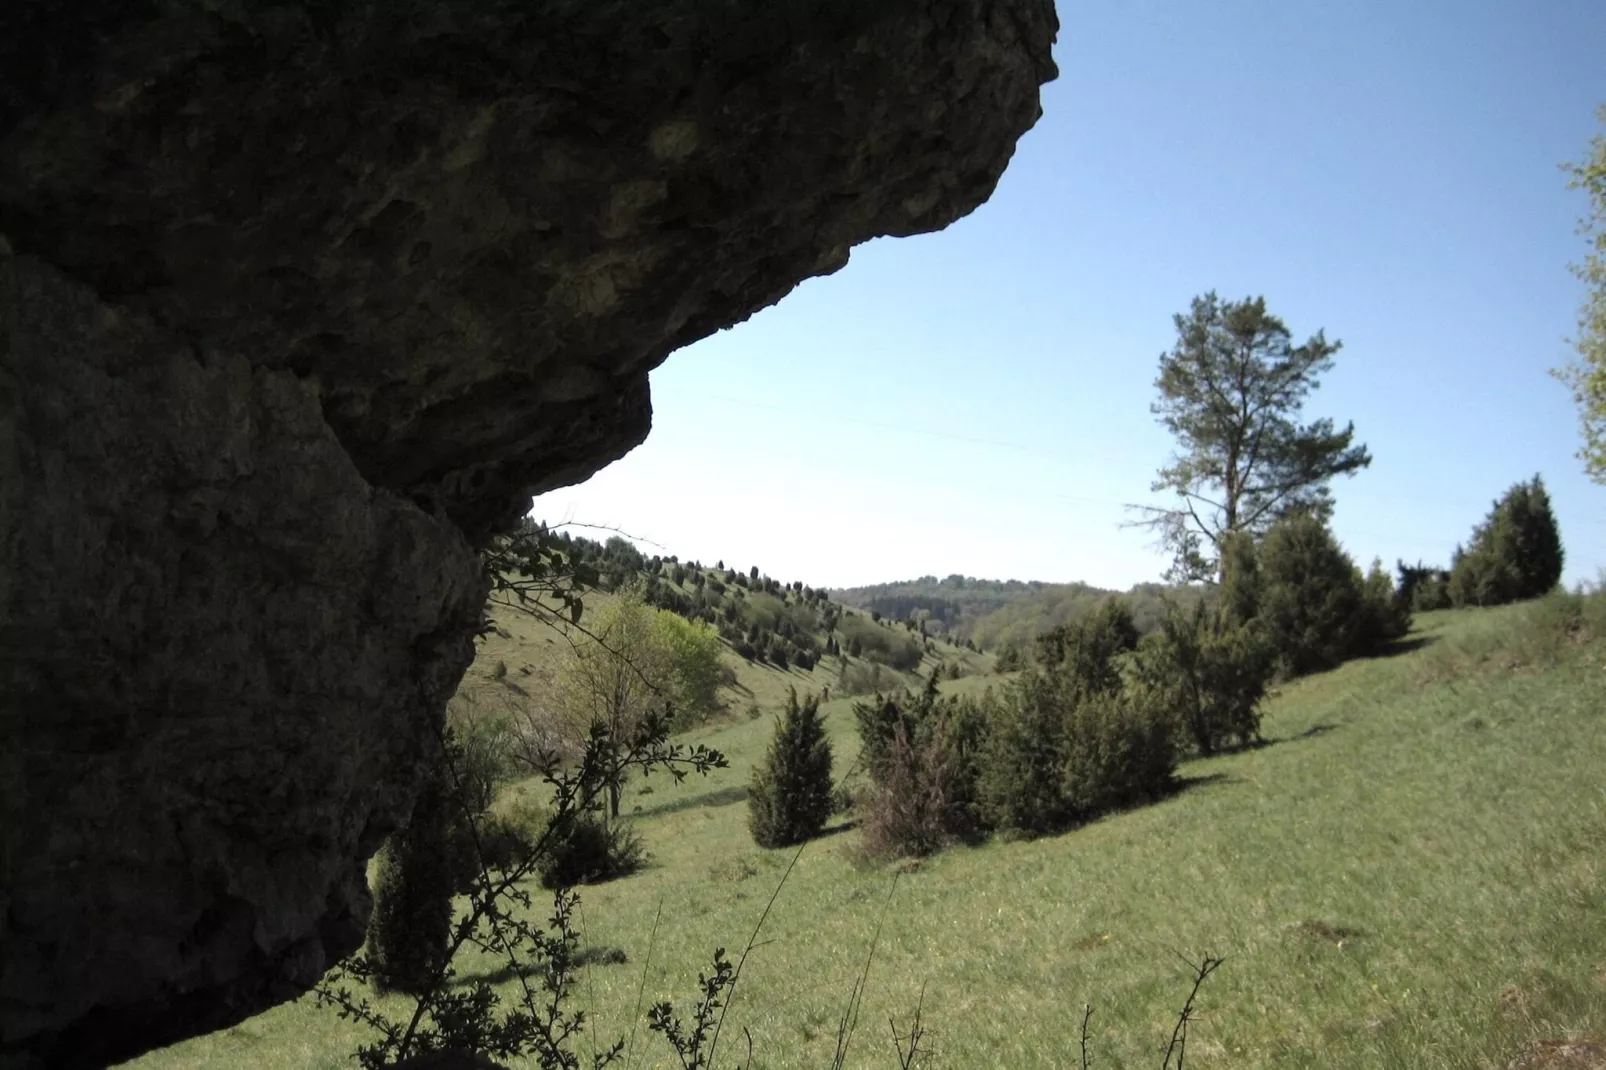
top-left (127, 601), bottom-right (1606, 1070)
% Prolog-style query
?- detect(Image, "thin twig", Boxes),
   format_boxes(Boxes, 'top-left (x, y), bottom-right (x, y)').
top-left (579, 895), bottom-right (599, 1069)
top-left (547, 519), bottom-right (670, 552)
top-left (625, 899), bottom-right (665, 1070)
top-left (832, 871), bottom-right (902, 1069)
top-left (1080, 1002), bottom-right (1094, 1070)
top-left (889, 980), bottom-right (929, 1069)
top-left (1160, 954), bottom-right (1224, 1070)
top-left (706, 840), bottom-right (808, 1066)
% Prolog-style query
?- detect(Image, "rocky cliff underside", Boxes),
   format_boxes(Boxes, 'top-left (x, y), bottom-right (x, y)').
top-left (0, 1), bottom-right (1055, 1065)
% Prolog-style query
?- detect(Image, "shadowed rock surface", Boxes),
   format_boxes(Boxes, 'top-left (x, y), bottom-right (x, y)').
top-left (0, 1), bottom-right (1055, 1065)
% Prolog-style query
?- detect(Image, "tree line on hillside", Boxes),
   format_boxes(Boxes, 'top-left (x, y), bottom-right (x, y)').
top-left (833, 575), bottom-right (1206, 651)
top-left (549, 532), bottom-right (842, 670)
top-left (832, 576), bottom-right (1067, 640)
top-left (540, 529), bottom-right (985, 678)
top-left (754, 481), bottom-right (1567, 861)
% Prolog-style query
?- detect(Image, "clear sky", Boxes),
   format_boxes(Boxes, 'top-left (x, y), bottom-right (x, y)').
top-left (535, 0), bottom-right (1606, 592)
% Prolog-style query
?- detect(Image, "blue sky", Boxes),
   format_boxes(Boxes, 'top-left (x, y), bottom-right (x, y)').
top-left (536, 0), bottom-right (1606, 591)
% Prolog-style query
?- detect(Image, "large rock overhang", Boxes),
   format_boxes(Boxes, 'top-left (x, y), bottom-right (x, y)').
top-left (0, 1), bottom-right (1056, 1065)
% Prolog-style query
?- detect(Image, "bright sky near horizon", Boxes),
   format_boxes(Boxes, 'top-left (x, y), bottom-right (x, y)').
top-left (536, 0), bottom-right (1606, 592)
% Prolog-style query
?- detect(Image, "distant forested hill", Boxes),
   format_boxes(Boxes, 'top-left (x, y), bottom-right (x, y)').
top-left (832, 575), bottom-right (1205, 651)
top-left (530, 531), bottom-right (990, 683)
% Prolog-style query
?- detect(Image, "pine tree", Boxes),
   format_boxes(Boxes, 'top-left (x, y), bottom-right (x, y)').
top-left (1140, 292), bottom-right (1371, 580)
top-left (748, 689), bottom-right (834, 848)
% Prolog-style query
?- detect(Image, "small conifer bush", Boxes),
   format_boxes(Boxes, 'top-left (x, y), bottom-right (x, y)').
top-left (748, 688), bottom-right (834, 848)
top-left (1258, 512), bottom-right (1367, 677)
top-left (1057, 689), bottom-right (1177, 819)
top-left (1138, 600), bottom-right (1271, 755)
top-left (366, 769), bottom-right (454, 996)
top-left (978, 662), bottom-right (1178, 834)
top-left (1448, 475), bottom-right (1565, 607)
top-left (1352, 558), bottom-right (1411, 653)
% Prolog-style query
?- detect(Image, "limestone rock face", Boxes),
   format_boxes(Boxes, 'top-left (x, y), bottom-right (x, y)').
top-left (0, 247), bottom-right (489, 1068)
top-left (0, 1), bottom-right (1055, 1065)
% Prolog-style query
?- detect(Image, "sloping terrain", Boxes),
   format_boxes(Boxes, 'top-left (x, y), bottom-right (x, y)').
top-left (131, 600), bottom-right (1606, 1069)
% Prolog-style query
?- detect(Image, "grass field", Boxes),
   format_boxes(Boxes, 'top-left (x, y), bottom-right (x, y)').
top-left (126, 602), bottom-right (1606, 1070)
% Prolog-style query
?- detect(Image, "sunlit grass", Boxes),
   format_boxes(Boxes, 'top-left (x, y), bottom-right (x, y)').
top-left (128, 603), bottom-right (1606, 1069)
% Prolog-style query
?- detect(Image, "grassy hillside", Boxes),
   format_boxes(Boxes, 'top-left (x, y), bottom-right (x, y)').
top-left (457, 577), bottom-right (993, 739)
top-left (128, 598), bottom-right (1606, 1069)
top-left (459, 525), bottom-right (996, 730)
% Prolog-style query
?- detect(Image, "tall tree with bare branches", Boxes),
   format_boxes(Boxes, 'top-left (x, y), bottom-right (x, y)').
top-left (1555, 105), bottom-right (1606, 482)
top-left (1137, 292), bottom-right (1371, 580)
top-left (556, 586), bottom-right (677, 819)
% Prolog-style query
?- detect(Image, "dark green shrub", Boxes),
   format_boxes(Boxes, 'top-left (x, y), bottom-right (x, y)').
top-left (366, 769), bottom-right (454, 995)
top-left (1217, 530), bottom-right (1262, 627)
top-left (1258, 512), bottom-right (1365, 677)
top-left (1352, 558), bottom-right (1411, 653)
top-left (852, 691), bottom-right (904, 781)
top-left (1137, 601), bottom-right (1271, 755)
top-left (1503, 476), bottom-right (1566, 597)
top-left (1397, 561), bottom-right (1453, 612)
top-left (1449, 475), bottom-right (1565, 607)
top-left (477, 795), bottom-right (550, 874)
top-left (978, 665), bottom-right (1178, 835)
top-left (537, 811), bottom-right (647, 889)
top-left (1058, 689), bottom-right (1177, 818)
top-left (748, 688), bottom-right (834, 848)
top-left (976, 673), bottom-right (1066, 834)
top-left (1033, 597), bottom-right (1139, 694)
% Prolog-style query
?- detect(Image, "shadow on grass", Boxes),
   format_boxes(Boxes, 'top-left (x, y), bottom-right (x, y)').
top-left (450, 945), bottom-right (631, 989)
top-left (1360, 633), bottom-right (1440, 660)
top-left (631, 784), bottom-right (749, 819)
top-left (1294, 722), bottom-right (1340, 740)
top-left (817, 817), bottom-right (860, 838)
top-left (1236, 721), bottom-right (1341, 753)
top-left (1173, 771), bottom-right (1233, 794)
